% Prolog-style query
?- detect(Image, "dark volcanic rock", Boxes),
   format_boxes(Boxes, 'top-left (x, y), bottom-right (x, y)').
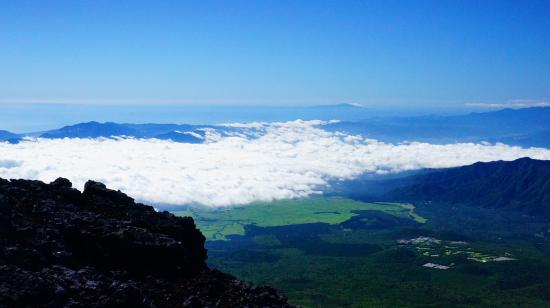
top-left (0, 178), bottom-right (290, 307)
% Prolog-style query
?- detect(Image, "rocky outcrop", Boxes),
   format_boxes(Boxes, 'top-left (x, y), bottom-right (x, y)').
top-left (0, 178), bottom-right (290, 307)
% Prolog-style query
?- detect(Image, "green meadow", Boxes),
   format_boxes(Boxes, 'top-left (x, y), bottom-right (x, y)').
top-left (173, 197), bottom-right (424, 240)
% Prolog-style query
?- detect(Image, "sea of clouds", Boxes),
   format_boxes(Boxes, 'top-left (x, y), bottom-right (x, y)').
top-left (1, 120), bottom-right (549, 207)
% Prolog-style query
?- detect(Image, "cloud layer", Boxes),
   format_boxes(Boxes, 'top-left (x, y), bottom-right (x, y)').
top-left (1, 120), bottom-right (549, 207)
top-left (465, 100), bottom-right (550, 109)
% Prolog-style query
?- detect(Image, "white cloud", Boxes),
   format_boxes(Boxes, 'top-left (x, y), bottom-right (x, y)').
top-left (0, 120), bottom-right (549, 207)
top-left (465, 100), bottom-right (550, 109)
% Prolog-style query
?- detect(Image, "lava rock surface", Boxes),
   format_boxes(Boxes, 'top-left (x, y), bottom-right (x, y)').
top-left (0, 178), bottom-right (291, 307)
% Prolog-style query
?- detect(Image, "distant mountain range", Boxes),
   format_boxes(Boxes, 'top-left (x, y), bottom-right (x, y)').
top-left (386, 157), bottom-right (550, 216)
top-left (0, 130), bottom-right (19, 140)
top-left (325, 107), bottom-right (550, 147)
top-left (0, 130), bottom-right (21, 143)
top-left (1, 122), bottom-right (222, 143)
top-left (1, 107), bottom-right (549, 148)
top-left (497, 130), bottom-right (550, 148)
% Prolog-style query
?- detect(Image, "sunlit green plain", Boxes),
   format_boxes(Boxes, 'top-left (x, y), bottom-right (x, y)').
top-left (173, 197), bottom-right (425, 240)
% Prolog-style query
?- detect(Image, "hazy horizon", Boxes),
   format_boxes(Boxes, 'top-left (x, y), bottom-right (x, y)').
top-left (0, 102), bottom-right (497, 133)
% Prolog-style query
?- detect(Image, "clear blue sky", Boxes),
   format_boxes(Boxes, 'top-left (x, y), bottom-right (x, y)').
top-left (0, 0), bottom-right (549, 107)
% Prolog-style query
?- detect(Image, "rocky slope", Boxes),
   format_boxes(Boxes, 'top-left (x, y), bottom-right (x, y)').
top-left (0, 178), bottom-right (290, 307)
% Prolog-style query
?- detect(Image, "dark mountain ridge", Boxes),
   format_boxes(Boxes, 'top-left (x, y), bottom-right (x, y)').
top-left (0, 178), bottom-right (290, 307)
top-left (0, 130), bottom-right (18, 139)
top-left (0, 130), bottom-right (21, 143)
top-left (40, 122), bottom-right (142, 139)
top-left (38, 121), bottom-right (212, 141)
top-left (386, 157), bottom-right (550, 216)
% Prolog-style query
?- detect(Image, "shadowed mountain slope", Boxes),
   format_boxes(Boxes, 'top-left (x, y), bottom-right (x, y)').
top-left (386, 157), bottom-right (550, 216)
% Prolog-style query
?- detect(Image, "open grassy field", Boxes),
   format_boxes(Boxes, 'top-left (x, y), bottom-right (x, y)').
top-left (173, 197), bottom-right (424, 240)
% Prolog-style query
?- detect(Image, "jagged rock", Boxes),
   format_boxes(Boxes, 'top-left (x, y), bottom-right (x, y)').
top-left (0, 178), bottom-right (291, 307)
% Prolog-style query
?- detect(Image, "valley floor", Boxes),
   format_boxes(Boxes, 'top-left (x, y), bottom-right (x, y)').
top-left (174, 197), bottom-right (550, 307)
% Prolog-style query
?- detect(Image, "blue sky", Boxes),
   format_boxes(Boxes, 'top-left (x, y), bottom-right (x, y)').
top-left (0, 0), bottom-right (549, 107)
